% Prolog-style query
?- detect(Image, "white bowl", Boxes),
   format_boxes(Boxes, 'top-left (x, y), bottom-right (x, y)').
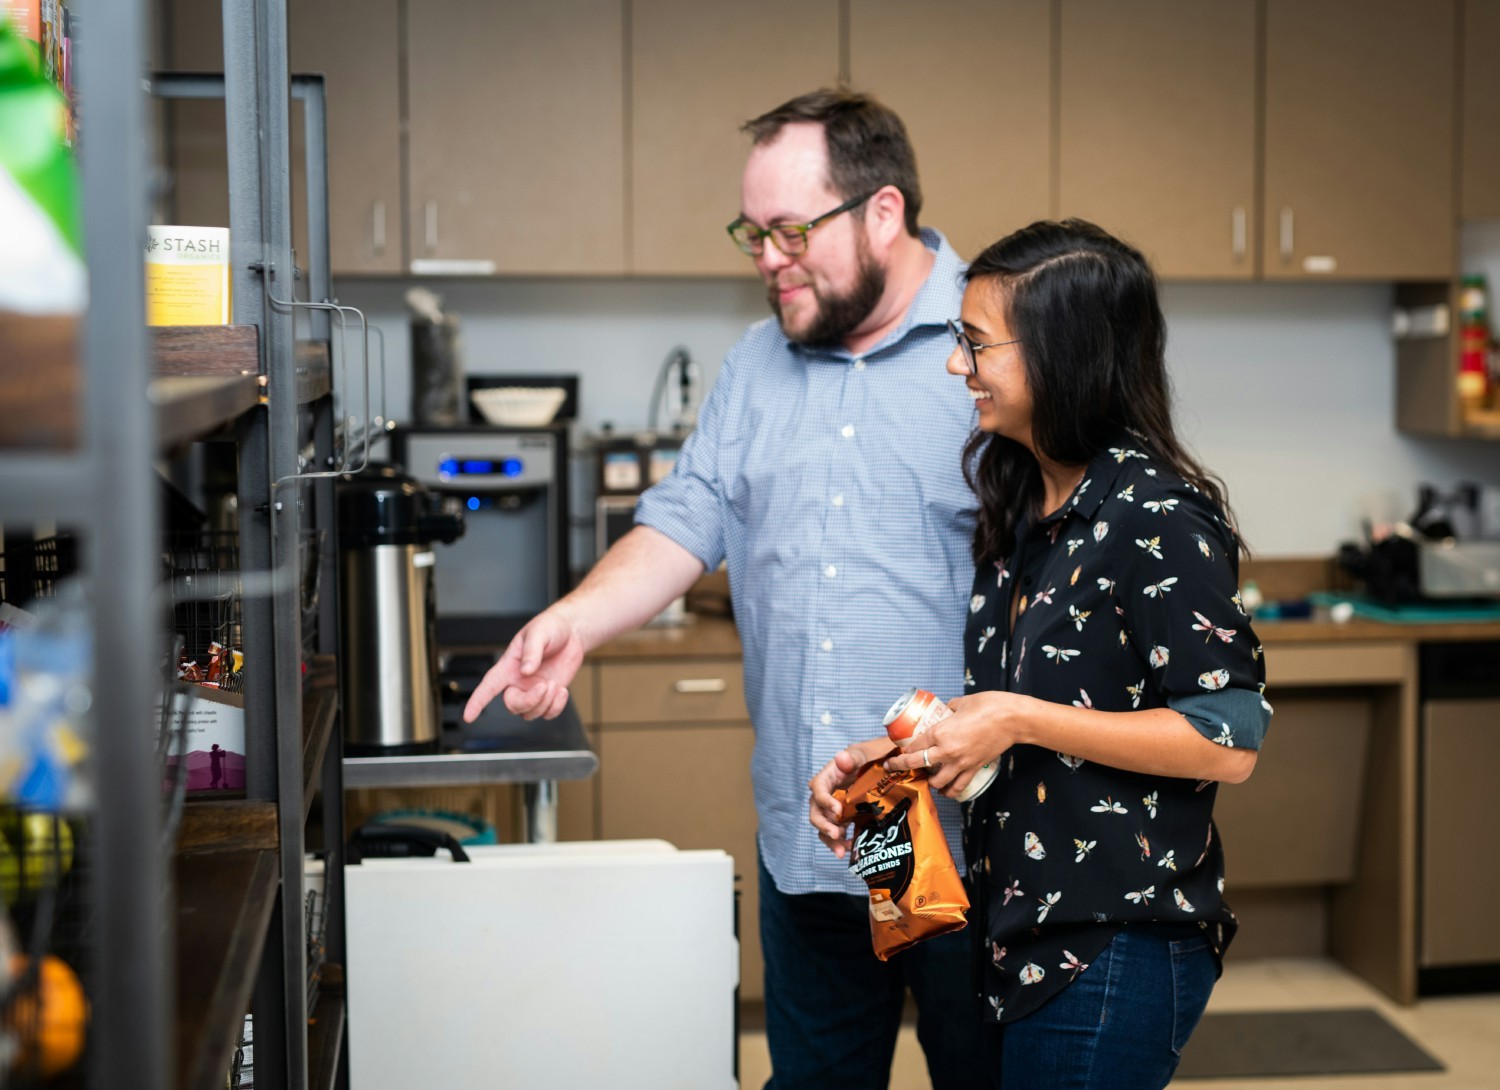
top-left (470, 386), bottom-right (567, 427)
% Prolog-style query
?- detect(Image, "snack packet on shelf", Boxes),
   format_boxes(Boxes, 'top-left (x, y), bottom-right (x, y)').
top-left (835, 748), bottom-right (969, 960)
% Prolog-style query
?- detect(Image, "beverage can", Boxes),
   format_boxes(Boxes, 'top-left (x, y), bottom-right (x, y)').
top-left (881, 687), bottom-right (997, 803)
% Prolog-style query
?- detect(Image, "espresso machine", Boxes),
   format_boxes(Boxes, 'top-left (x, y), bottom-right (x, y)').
top-left (391, 423), bottom-right (570, 647)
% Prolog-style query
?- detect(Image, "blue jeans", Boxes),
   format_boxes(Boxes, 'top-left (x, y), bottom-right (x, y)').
top-left (993, 924), bottom-right (1218, 1090)
top-left (758, 853), bottom-right (999, 1090)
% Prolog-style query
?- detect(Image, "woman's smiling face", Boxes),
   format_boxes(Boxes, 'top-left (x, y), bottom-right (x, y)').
top-left (947, 278), bottom-right (1033, 446)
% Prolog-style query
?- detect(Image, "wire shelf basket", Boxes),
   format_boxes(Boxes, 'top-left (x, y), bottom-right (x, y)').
top-left (162, 530), bottom-right (243, 692)
top-left (0, 534), bottom-right (79, 608)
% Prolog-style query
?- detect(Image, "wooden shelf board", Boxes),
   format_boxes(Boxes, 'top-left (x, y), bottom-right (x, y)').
top-left (152, 374), bottom-right (261, 449)
top-left (177, 799), bottom-right (279, 854)
top-left (151, 325), bottom-right (260, 376)
top-left (306, 966), bottom-right (346, 1090)
top-left (175, 848), bottom-right (279, 1090)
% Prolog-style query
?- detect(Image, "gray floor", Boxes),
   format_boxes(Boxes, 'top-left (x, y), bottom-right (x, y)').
top-left (737, 958), bottom-right (1500, 1090)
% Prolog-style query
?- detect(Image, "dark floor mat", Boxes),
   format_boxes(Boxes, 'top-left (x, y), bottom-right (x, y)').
top-left (1174, 1007), bottom-right (1445, 1079)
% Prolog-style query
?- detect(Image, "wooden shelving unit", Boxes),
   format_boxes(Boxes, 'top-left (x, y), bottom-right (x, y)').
top-left (174, 849), bottom-right (280, 1090)
top-left (0, 7), bottom-right (349, 1089)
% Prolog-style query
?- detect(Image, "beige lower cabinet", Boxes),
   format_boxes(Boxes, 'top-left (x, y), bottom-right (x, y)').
top-left (1212, 640), bottom-right (1420, 1004)
top-left (594, 659), bottom-right (764, 1000)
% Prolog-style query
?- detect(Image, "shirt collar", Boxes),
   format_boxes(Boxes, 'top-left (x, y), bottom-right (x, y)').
top-left (792, 227), bottom-right (966, 362)
top-left (1039, 433), bottom-right (1155, 526)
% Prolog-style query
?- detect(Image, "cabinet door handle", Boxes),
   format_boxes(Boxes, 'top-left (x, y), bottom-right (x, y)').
top-left (424, 199), bottom-right (438, 252)
top-left (1279, 207), bottom-right (1294, 262)
top-left (1231, 206), bottom-right (1246, 261)
top-left (673, 678), bottom-right (727, 694)
top-left (372, 200), bottom-right (386, 256)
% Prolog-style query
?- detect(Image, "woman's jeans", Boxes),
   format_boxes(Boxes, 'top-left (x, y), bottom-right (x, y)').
top-left (993, 924), bottom-right (1218, 1090)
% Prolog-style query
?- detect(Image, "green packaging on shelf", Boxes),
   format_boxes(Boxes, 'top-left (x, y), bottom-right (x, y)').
top-left (0, 16), bottom-right (82, 316)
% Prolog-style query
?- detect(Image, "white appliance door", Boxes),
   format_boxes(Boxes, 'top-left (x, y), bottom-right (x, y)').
top-left (345, 840), bottom-right (739, 1090)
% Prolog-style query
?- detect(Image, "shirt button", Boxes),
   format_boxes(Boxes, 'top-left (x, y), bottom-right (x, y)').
top-left (832, 494), bottom-right (845, 507)
top-left (821, 712), bottom-right (833, 726)
top-left (825, 565), bottom-right (837, 578)
top-left (853, 358), bottom-right (867, 371)
top-left (821, 638), bottom-right (833, 651)
top-left (841, 424), bottom-right (855, 438)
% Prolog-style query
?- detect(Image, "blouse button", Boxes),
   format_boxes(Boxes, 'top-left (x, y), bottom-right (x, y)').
top-left (820, 712), bottom-right (833, 726)
top-left (821, 639), bottom-right (833, 651)
top-left (853, 358), bottom-right (866, 371)
top-left (825, 565), bottom-right (837, 578)
top-left (832, 494), bottom-right (845, 507)
top-left (841, 424), bottom-right (855, 438)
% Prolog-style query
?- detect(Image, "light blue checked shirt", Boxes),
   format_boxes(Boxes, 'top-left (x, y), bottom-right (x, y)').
top-left (635, 229), bottom-right (978, 895)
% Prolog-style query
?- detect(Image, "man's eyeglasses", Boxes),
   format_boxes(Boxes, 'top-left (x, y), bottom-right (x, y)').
top-left (947, 318), bottom-right (1021, 375)
top-left (726, 191), bottom-right (877, 256)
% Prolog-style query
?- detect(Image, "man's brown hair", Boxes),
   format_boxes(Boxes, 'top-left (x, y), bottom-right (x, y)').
top-left (742, 88), bottom-right (923, 236)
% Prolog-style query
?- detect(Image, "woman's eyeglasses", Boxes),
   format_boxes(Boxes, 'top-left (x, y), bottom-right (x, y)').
top-left (947, 318), bottom-right (1020, 375)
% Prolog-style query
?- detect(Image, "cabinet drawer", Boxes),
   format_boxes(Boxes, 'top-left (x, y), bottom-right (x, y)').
top-left (597, 660), bottom-right (746, 724)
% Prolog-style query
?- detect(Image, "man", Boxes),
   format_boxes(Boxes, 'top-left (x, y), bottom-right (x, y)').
top-left (464, 89), bottom-right (988, 1089)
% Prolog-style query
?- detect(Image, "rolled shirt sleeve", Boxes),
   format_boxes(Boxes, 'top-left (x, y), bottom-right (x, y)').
top-left (1111, 482), bottom-right (1271, 751)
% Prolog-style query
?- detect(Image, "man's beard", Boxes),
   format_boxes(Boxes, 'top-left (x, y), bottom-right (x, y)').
top-left (769, 242), bottom-right (887, 348)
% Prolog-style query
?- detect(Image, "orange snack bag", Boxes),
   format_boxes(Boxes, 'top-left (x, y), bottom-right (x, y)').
top-left (835, 750), bottom-right (969, 960)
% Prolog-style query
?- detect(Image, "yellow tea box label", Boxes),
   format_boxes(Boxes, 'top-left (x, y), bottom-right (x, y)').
top-left (145, 225), bottom-right (230, 325)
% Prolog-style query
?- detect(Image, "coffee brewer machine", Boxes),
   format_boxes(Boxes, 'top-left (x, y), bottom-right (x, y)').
top-left (391, 423), bottom-right (570, 646)
top-left (337, 465), bottom-right (466, 755)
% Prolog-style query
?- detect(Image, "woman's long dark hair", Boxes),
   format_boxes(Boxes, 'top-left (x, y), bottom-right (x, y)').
top-left (963, 219), bottom-right (1238, 563)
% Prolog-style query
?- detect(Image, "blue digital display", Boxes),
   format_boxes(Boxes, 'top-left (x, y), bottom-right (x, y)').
top-left (438, 456), bottom-right (524, 478)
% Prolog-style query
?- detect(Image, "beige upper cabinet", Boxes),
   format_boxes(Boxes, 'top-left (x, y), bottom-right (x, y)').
top-left (1263, 0), bottom-right (1456, 281)
top-left (1058, 1), bottom-right (1257, 280)
top-left (405, 0), bottom-right (626, 275)
top-left (847, 0), bottom-right (1052, 264)
top-left (291, 0), bottom-right (403, 275)
top-left (1461, 0), bottom-right (1500, 219)
top-left (629, 0), bottom-right (840, 276)
top-left (162, 0), bottom-right (403, 277)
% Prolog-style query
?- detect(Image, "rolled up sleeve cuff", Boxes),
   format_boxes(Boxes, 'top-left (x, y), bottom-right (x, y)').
top-left (634, 485), bottom-right (723, 574)
top-left (1169, 688), bottom-right (1272, 751)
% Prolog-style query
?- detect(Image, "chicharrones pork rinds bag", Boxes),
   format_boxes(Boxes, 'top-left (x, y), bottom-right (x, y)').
top-left (835, 751), bottom-right (969, 961)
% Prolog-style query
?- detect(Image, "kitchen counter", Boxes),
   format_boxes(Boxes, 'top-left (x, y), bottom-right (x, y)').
top-left (585, 614), bottom-right (742, 660)
top-left (589, 611), bottom-right (1500, 659)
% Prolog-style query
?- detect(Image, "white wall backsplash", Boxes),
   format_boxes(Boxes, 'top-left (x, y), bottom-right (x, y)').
top-left (332, 227), bottom-right (1500, 561)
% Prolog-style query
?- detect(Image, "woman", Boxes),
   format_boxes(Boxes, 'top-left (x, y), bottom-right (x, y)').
top-left (810, 219), bottom-right (1270, 1089)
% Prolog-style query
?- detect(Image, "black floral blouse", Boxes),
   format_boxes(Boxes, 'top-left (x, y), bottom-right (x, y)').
top-left (962, 438), bottom-right (1271, 1024)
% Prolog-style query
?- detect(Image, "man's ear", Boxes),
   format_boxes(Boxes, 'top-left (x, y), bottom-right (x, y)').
top-left (865, 184), bottom-right (908, 252)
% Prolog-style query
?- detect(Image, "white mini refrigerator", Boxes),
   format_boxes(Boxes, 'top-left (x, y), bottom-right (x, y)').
top-left (344, 840), bottom-right (739, 1090)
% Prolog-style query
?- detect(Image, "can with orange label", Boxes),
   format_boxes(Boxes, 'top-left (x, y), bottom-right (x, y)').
top-left (882, 687), bottom-right (998, 803)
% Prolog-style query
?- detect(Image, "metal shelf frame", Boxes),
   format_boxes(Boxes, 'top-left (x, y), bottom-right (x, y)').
top-left (152, 59), bottom-right (344, 1090)
top-left (6, 2), bottom-right (344, 1088)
